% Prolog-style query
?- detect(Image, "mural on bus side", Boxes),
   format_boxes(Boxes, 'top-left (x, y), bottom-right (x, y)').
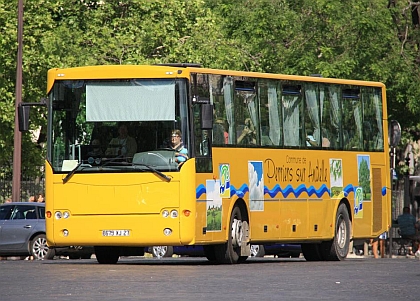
top-left (354, 155), bottom-right (371, 219)
top-left (219, 163), bottom-right (230, 198)
top-left (196, 154), bottom-right (382, 221)
top-left (206, 179), bottom-right (222, 231)
top-left (248, 161), bottom-right (264, 211)
top-left (330, 158), bottom-right (343, 199)
top-left (357, 155), bottom-right (371, 201)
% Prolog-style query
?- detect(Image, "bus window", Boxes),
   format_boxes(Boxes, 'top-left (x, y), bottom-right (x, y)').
top-left (362, 87), bottom-right (384, 151)
top-left (282, 84), bottom-right (302, 147)
top-left (342, 87), bottom-right (363, 150)
top-left (234, 79), bottom-right (258, 146)
top-left (304, 83), bottom-right (321, 147)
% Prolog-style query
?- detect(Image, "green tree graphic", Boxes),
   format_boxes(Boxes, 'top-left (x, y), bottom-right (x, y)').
top-left (358, 158), bottom-right (371, 199)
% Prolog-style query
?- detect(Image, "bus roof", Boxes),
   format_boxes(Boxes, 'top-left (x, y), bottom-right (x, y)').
top-left (47, 64), bottom-right (385, 94)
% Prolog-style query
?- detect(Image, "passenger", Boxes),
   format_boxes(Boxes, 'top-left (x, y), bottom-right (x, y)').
top-left (397, 206), bottom-right (420, 257)
top-left (88, 139), bottom-right (103, 157)
top-left (306, 129), bottom-right (317, 147)
top-left (170, 129), bottom-right (189, 164)
top-left (28, 195), bottom-right (36, 202)
top-left (237, 118), bottom-right (256, 145)
top-left (105, 124), bottom-right (137, 158)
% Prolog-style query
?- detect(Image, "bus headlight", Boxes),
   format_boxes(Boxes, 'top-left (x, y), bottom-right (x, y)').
top-left (62, 229), bottom-right (69, 237)
top-left (55, 211), bottom-right (62, 219)
top-left (163, 228), bottom-right (172, 236)
top-left (162, 210), bottom-right (169, 218)
top-left (63, 211), bottom-right (70, 219)
top-left (170, 210), bottom-right (178, 218)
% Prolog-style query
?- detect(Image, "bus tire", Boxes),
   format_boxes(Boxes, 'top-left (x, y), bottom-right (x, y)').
top-left (301, 243), bottom-right (323, 261)
top-left (250, 244), bottom-right (265, 257)
top-left (94, 246), bottom-right (120, 264)
top-left (214, 205), bottom-right (245, 264)
top-left (151, 246), bottom-right (173, 258)
top-left (321, 203), bottom-right (350, 261)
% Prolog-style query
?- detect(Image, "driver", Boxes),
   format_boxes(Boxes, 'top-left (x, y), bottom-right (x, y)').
top-left (170, 129), bottom-right (188, 164)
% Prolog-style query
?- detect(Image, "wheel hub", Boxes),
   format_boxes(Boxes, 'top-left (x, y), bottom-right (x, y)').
top-left (231, 218), bottom-right (243, 248)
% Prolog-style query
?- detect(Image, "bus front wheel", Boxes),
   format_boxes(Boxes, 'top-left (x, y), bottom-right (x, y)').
top-left (94, 246), bottom-right (120, 264)
top-left (214, 205), bottom-right (246, 264)
top-left (321, 203), bottom-right (350, 261)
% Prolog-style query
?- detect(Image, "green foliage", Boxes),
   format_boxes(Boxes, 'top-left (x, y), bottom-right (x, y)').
top-left (2, 0), bottom-right (420, 178)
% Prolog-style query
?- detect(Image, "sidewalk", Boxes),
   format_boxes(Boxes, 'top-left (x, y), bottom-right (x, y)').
top-left (347, 252), bottom-right (419, 259)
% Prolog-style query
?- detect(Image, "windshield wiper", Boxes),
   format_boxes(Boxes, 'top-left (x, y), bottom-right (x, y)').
top-left (133, 163), bottom-right (172, 182)
top-left (62, 161), bottom-right (83, 184)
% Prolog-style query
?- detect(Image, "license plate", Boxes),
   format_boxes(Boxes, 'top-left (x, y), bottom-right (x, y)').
top-left (102, 230), bottom-right (130, 237)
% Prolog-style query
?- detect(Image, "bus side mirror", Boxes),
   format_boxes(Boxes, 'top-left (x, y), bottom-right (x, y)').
top-left (201, 104), bottom-right (213, 130)
top-left (389, 120), bottom-right (401, 147)
top-left (18, 103), bottom-right (30, 132)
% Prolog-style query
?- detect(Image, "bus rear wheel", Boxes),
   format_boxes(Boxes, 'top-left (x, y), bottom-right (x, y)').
top-left (214, 205), bottom-right (247, 264)
top-left (94, 246), bottom-right (120, 264)
top-left (320, 203), bottom-right (350, 261)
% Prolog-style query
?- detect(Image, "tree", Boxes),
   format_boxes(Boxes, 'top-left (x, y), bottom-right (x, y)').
top-left (2, 0), bottom-right (420, 185)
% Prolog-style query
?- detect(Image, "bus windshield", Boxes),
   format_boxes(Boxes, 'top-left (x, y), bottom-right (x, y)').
top-left (47, 78), bottom-right (190, 173)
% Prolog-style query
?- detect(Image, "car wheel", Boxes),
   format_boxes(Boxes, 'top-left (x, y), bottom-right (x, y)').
top-left (31, 234), bottom-right (55, 260)
top-left (151, 246), bottom-right (173, 258)
top-left (250, 245), bottom-right (265, 257)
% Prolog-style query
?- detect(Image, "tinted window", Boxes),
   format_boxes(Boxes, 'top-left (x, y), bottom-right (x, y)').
top-left (38, 206), bottom-right (45, 219)
top-left (0, 205), bottom-right (14, 220)
top-left (11, 205), bottom-right (38, 220)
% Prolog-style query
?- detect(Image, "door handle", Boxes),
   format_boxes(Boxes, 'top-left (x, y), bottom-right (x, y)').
top-left (24, 225), bottom-right (32, 229)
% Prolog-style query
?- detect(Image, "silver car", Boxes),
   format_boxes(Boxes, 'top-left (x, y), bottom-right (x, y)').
top-left (0, 202), bottom-right (93, 260)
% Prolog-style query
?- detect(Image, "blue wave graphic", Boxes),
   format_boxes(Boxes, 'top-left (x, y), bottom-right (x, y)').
top-left (196, 184), bottom-right (206, 199)
top-left (265, 184), bottom-right (330, 198)
top-left (230, 184), bottom-right (248, 198)
top-left (343, 184), bottom-right (355, 196)
top-left (196, 183), bottom-right (388, 199)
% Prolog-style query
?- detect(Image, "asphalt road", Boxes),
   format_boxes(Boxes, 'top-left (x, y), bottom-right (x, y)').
top-left (0, 255), bottom-right (418, 301)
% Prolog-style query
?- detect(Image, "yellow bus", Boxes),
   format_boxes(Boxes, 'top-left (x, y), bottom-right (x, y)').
top-left (22, 64), bottom-right (391, 263)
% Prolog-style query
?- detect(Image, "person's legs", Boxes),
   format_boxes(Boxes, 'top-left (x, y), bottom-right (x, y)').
top-left (379, 239), bottom-right (385, 258)
top-left (370, 238), bottom-right (379, 258)
top-left (402, 235), bottom-right (414, 255)
top-left (415, 235), bottom-right (420, 257)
